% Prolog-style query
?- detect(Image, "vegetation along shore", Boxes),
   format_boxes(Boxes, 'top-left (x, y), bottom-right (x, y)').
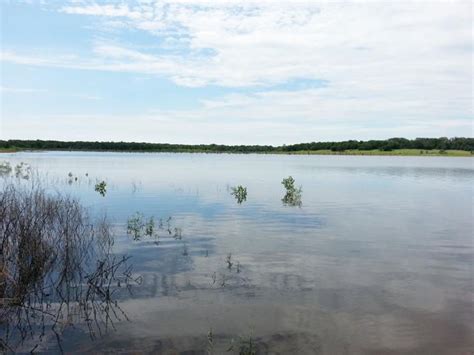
top-left (1, 137), bottom-right (472, 156)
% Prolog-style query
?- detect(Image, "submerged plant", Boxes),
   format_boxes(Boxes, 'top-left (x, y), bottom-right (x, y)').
top-left (238, 336), bottom-right (257, 355)
top-left (231, 185), bottom-right (248, 204)
top-left (145, 216), bottom-right (155, 237)
top-left (95, 180), bottom-right (107, 196)
top-left (127, 212), bottom-right (145, 240)
top-left (281, 176), bottom-right (302, 207)
top-left (226, 335), bottom-right (257, 355)
top-left (127, 214), bottom-right (181, 244)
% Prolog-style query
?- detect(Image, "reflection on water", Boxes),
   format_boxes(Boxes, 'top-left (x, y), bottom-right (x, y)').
top-left (1, 152), bottom-right (473, 353)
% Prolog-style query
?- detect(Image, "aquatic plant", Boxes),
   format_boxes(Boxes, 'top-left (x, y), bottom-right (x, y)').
top-left (127, 212), bottom-right (146, 240)
top-left (4, 162), bottom-right (32, 180)
top-left (227, 335), bottom-right (257, 355)
top-left (226, 253), bottom-right (233, 269)
top-left (95, 180), bottom-right (107, 196)
top-left (238, 337), bottom-right (257, 355)
top-left (0, 181), bottom-right (133, 352)
top-left (0, 161), bottom-right (12, 176)
top-left (145, 216), bottom-right (155, 237)
top-left (127, 213), bottom-right (181, 244)
top-left (182, 243), bottom-right (189, 256)
top-left (281, 176), bottom-right (302, 207)
top-left (238, 336), bottom-right (257, 355)
top-left (220, 274), bottom-right (227, 287)
top-left (174, 227), bottom-right (183, 240)
top-left (231, 185), bottom-right (247, 204)
top-left (67, 172), bottom-right (79, 184)
top-left (131, 181), bottom-right (142, 194)
top-left (207, 328), bottom-right (214, 355)
top-left (210, 272), bottom-right (217, 285)
top-left (15, 162), bottom-right (31, 179)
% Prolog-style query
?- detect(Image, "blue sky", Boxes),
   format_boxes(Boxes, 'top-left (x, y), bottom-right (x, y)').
top-left (1, 0), bottom-right (472, 144)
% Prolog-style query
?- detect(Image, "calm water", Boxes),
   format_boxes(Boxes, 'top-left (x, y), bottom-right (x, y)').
top-left (2, 152), bottom-right (473, 354)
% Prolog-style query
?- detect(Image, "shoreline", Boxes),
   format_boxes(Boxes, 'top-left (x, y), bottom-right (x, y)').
top-left (1, 148), bottom-right (471, 157)
top-left (0, 149), bottom-right (19, 153)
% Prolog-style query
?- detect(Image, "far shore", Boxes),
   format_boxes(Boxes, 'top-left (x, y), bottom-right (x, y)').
top-left (0, 148), bottom-right (19, 153)
top-left (1, 148), bottom-right (472, 157)
top-left (279, 149), bottom-right (472, 157)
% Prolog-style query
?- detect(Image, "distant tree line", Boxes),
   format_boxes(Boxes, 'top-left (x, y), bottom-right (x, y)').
top-left (279, 137), bottom-right (474, 152)
top-left (0, 137), bottom-right (473, 153)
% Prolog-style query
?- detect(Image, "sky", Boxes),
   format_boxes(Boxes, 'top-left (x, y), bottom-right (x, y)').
top-left (0, 0), bottom-right (472, 145)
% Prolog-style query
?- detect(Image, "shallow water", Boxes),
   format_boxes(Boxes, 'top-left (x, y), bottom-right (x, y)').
top-left (1, 152), bottom-right (473, 354)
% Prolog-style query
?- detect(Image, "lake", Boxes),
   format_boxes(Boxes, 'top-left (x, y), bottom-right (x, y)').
top-left (1, 152), bottom-right (473, 354)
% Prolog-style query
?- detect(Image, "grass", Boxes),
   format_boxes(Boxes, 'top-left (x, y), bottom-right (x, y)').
top-left (281, 149), bottom-right (473, 157)
top-left (0, 148), bottom-right (18, 153)
top-left (2, 146), bottom-right (471, 156)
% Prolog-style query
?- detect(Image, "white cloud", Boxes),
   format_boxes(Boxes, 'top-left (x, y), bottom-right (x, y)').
top-left (61, 3), bottom-right (144, 19)
top-left (6, 1), bottom-right (472, 88)
top-left (1, 0), bottom-right (472, 142)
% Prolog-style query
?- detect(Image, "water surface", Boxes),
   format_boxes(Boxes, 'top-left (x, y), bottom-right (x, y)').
top-left (2, 152), bottom-right (473, 354)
